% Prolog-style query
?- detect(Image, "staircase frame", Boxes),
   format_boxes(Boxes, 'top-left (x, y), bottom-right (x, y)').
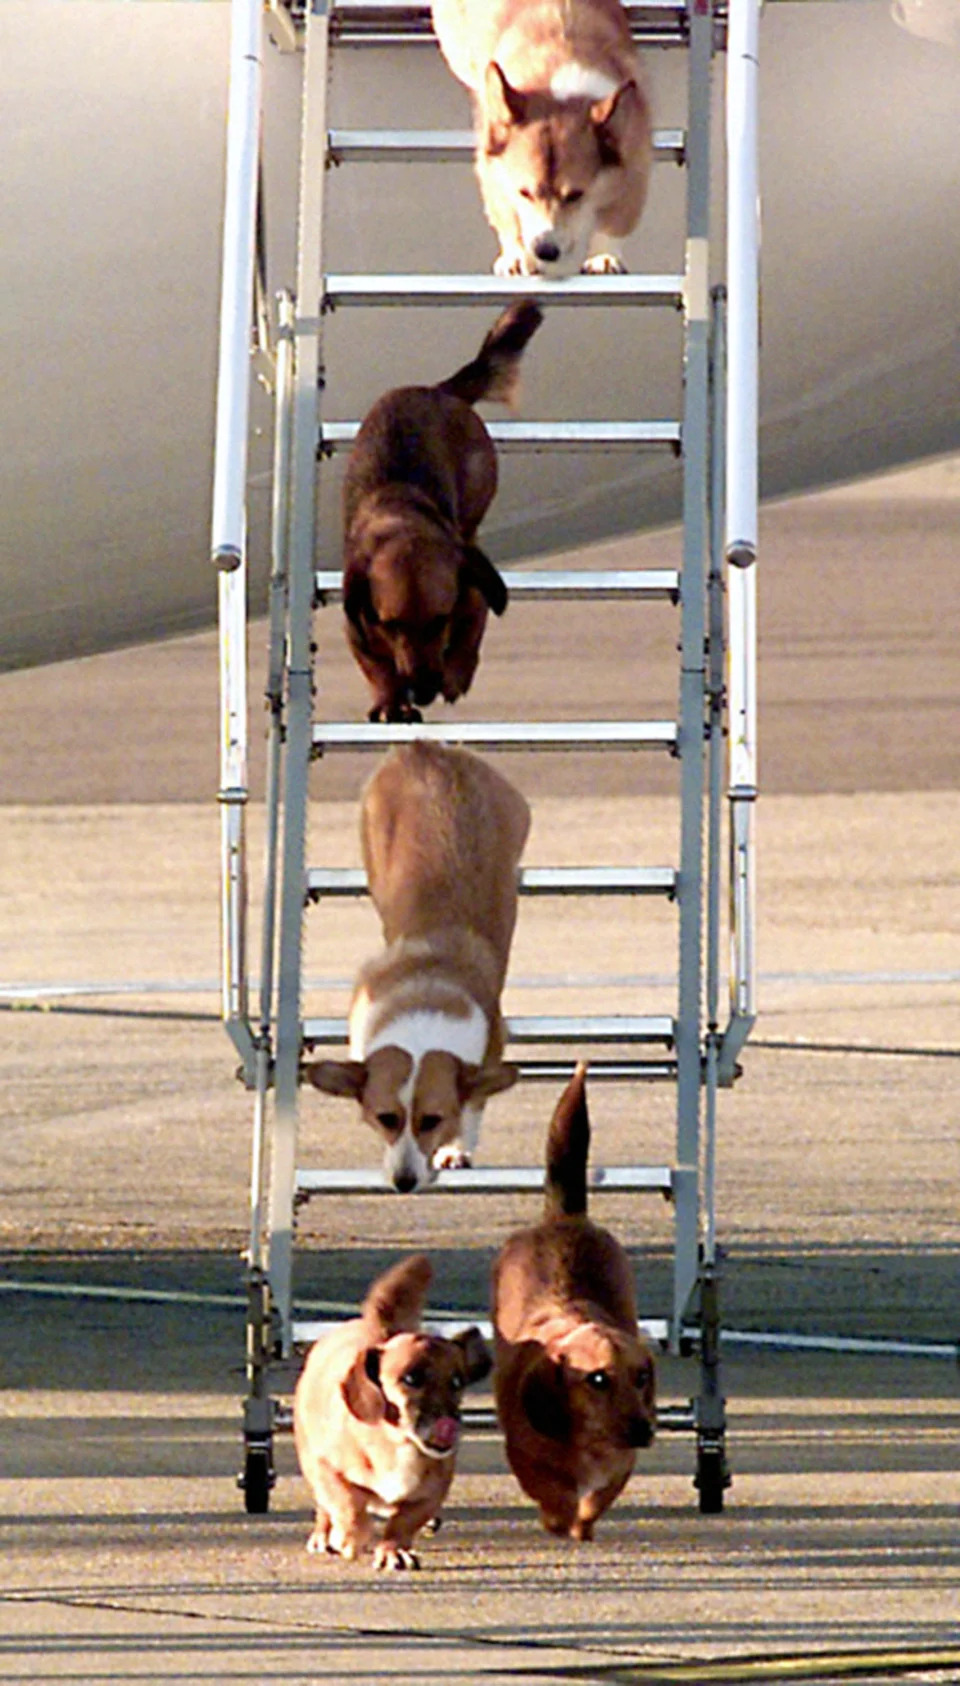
top-left (211, 0), bottom-right (759, 1517)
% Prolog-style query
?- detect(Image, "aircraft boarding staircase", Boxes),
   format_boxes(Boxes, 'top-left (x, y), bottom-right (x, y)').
top-left (212, 0), bottom-right (759, 1519)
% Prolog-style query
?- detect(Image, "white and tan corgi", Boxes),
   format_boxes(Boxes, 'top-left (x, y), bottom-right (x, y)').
top-left (431, 0), bottom-right (653, 277)
top-left (306, 742), bottom-right (530, 1192)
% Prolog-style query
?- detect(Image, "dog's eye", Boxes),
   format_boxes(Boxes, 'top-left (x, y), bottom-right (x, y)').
top-left (377, 1111), bottom-right (401, 1134)
top-left (586, 1370), bottom-right (612, 1392)
top-left (519, 186), bottom-right (535, 202)
top-left (562, 189), bottom-right (584, 205)
top-left (418, 1113), bottom-right (443, 1134)
top-left (401, 1366), bottom-right (426, 1388)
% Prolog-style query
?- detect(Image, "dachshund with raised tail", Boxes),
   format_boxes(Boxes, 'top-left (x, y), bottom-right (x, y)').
top-left (492, 1063), bottom-right (657, 1538)
top-left (293, 1254), bottom-right (491, 1571)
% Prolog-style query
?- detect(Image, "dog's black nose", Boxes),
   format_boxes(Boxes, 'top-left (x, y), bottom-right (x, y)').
top-left (533, 235), bottom-right (561, 264)
top-left (412, 677), bottom-right (441, 707)
top-left (393, 1170), bottom-right (418, 1194)
top-left (628, 1417), bottom-right (655, 1448)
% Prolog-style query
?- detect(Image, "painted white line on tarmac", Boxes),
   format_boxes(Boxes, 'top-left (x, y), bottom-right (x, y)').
top-left (2, 967), bottom-right (959, 1002)
top-left (0, 1280), bottom-right (955, 1360)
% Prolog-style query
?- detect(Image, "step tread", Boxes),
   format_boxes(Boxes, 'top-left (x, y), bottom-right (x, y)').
top-left (315, 567), bottom-right (680, 601)
top-left (319, 419), bottom-right (681, 453)
top-left (292, 1314), bottom-right (673, 1347)
top-left (307, 864), bottom-right (677, 898)
top-left (295, 1163), bottom-right (676, 1195)
top-left (303, 1013), bottom-right (675, 1046)
top-left (319, 273), bottom-right (685, 309)
top-left (311, 720), bottom-right (677, 752)
top-left (328, 126), bottom-right (686, 164)
top-left (326, 0), bottom-right (695, 49)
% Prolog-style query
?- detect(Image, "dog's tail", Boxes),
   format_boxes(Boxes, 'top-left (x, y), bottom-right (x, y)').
top-left (436, 300), bottom-right (543, 407)
top-left (361, 1253), bottom-right (431, 1339)
top-left (543, 1061), bottom-right (590, 1220)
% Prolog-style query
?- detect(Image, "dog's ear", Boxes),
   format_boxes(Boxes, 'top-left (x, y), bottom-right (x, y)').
top-left (591, 79), bottom-right (637, 163)
top-left (463, 545), bottom-right (508, 616)
top-left (305, 1059), bottom-right (368, 1101)
top-left (484, 61), bottom-right (530, 137)
top-left (343, 564), bottom-right (374, 638)
top-left (452, 1325), bottom-right (493, 1387)
top-left (458, 1060), bottom-right (519, 1103)
top-left (342, 1346), bottom-right (385, 1424)
top-left (520, 1353), bottom-right (571, 1442)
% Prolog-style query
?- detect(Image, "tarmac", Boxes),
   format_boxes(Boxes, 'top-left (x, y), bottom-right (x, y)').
top-left (0, 472), bottom-right (958, 1684)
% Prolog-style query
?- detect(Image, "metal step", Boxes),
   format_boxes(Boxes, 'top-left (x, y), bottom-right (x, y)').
top-left (302, 1013), bottom-right (675, 1047)
top-left (504, 1058), bottom-right (677, 1083)
top-left (319, 419), bottom-right (681, 456)
top-left (292, 1315), bottom-right (674, 1351)
top-left (300, 1052), bottom-right (675, 1082)
top-left (306, 864), bottom-right (677, 901)
top-left (318, 273), bottom-right (685, 312)
top-left (328, 127), bottom-right (686, 166)
top-left (311, 720), bottom-right (677, 753)
top-left (315, 566), bottom-right (680, 604)
top-left (295, 1163), bottom-right (676, 1197)
top-left (326, 1), bottom-right (699, 49)
top-left (274, 1384), bottom-right (694, 1432)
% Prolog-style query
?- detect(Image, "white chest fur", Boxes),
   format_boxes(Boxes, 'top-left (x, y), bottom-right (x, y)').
top-left (372, 1440), bottom-right (432, 1508)
top-left (550, 63), bottom-right (619, 102)
top-left (350, 992), bottom-right (489, 1069)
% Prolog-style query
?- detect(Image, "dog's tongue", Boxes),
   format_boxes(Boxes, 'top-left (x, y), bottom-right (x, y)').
top-left (428, 1416), bottom-right (460, 1452)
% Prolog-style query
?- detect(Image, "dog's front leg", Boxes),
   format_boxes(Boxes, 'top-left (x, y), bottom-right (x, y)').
top-left (480, 180), bottom-right (538, 276)
top-left (493, 244), bottom-right (540, 277)
top-left (347, 633), bottom-right (423, 724)
top-left (582, 235), bottom-right (627, 275)
top-left (308, 1464), bottom-right (375, 1561)
top-left (305, 1505), bottom-right (333, 1555)
top-left (573, 1465), bottom-right (634, 1540)
top-left (373, 1490), bottom-right (444, 1571)
top-left (368, 697), bottom-right (423, 725)
top-left (432, 1102), bottom-right (483, 1172)
top-left (362, 671), bottom-right (423, 725)
top-left (538, 1495), bottom-right (581, 1539)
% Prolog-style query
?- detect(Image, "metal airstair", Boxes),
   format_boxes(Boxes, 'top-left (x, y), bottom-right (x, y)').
top-left (212, 0), bottom-right (759, 1518)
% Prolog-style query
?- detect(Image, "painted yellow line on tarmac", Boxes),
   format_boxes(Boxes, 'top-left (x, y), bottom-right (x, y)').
top-left (542, 1647), bottom-right (960, 1683)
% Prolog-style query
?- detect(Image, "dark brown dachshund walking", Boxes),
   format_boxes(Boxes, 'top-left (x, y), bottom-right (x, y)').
top-left (342, 301), bottom-right (542, 723)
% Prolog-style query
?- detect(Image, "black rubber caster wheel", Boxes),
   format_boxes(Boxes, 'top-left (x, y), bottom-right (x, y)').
top-left (242, 1446), bottom-right (273, 1514)
top-left (695, 1446), bottom-right (727, 1514)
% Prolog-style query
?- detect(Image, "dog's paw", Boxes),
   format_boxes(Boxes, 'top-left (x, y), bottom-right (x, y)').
top-left (369, 702), bottom-right (424, 725)
top-left (373, 1542), bottom-right (421, 1572)
top-left (432, 1143), bottom-right (472, 1172)
top-left (306, 1525), bottom-right (332, 1555)
top-left (582, 252), bottom-right (627, 275)
top-left (494, 249), bottom-right (538, 277)
top-left (370, 702), bottom-right (424, 725)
